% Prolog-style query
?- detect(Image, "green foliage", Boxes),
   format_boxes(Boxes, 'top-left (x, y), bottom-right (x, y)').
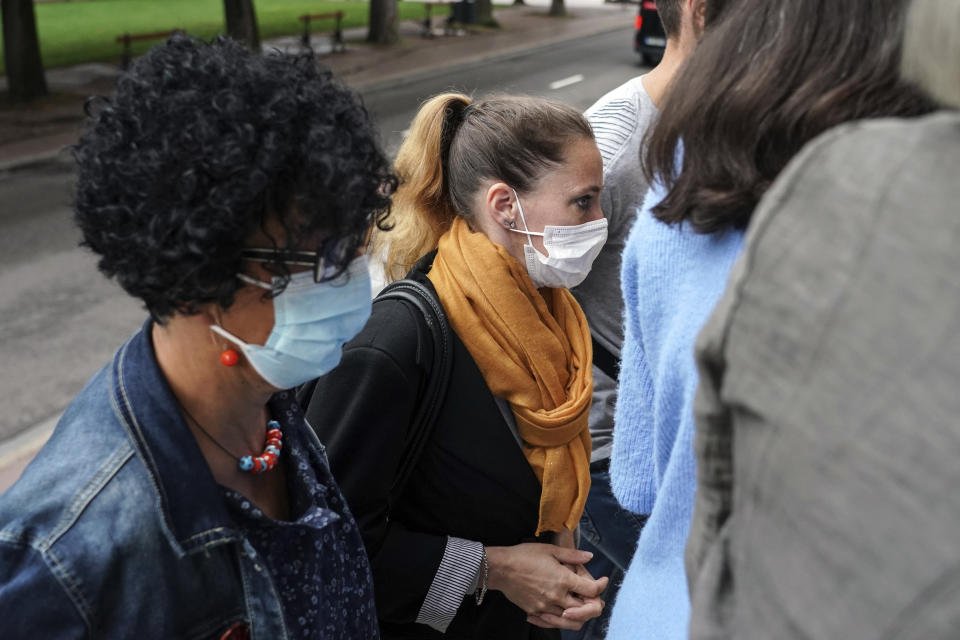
top-left (0, 0), bottom-right (448, 73)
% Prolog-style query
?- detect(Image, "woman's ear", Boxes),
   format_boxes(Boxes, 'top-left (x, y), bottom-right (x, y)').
top-left (691, 0), bottom-right (707, 36)
top-left (482, 182), bottom-right (519, 231)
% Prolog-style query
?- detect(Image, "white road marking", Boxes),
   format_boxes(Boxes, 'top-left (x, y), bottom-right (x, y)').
top-left (549, 74), bottom-right (585, 90)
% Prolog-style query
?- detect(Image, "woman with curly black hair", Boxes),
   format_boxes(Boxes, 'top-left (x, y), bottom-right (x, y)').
top-left (0, 35), bottom-right (394, 639)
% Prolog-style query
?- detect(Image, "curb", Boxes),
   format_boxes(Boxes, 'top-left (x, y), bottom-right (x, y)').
top-left (0, 131), bottom-right (78, 174)
top-left (0, 148), bottom-right (70, 174)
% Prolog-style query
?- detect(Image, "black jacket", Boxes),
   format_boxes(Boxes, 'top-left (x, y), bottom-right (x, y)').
top-left (304, 254), bottom-right (557, 639)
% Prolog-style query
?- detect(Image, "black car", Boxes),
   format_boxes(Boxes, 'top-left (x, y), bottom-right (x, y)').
top-left (634, 0), bottom-right (666, 66)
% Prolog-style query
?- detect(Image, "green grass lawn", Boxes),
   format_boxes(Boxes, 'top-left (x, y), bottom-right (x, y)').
top-left (0, 0), bottom-right (450, 74)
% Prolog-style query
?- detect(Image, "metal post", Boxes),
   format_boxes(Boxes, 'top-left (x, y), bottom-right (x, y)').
top-left (301, 15), bottom-right (312, 51)
top-left (423, 4), bottom-right (433, 38)
top-left (334, 13), bottom-right (345, 53)
top-left (121, 34), bottom-right (132, 70)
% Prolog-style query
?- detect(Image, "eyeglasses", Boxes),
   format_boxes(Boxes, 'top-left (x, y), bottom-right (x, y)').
top-left (241, 244), bottom-right (344, 284)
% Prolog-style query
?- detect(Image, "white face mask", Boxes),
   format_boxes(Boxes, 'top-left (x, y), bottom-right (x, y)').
top-left (508, 189), bottom-right (608, 289)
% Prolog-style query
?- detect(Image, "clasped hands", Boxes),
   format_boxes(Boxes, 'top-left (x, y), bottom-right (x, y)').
top-left (485, 530), bottom-right (608, 631)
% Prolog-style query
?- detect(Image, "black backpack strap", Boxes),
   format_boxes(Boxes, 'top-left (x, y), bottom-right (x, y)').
top-left (592, 335), bottom-right (619, 381)
top-left (374, 278), bottom-right (453, 505)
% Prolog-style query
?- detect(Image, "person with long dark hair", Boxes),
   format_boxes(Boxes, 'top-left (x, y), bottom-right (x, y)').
top-left (304, 93), bottom-right (609, 638)
top-left (606, 0), bottom-right (935, 637)
top-left (0, 36), bottom-right (394, 638)
top-left (567, 2), bottom-right (722, 639)
top-left (688, 0), bottom-right (960, 635)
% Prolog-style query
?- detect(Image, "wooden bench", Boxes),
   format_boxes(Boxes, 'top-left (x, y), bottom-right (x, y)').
top-left (299, 12), bottom-right (346, 53)
top-left (116, 29), bottom-right (183, 70)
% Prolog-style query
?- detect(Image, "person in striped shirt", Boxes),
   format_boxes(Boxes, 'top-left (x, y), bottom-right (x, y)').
top-left (566, 1), bottom-right (719, 637)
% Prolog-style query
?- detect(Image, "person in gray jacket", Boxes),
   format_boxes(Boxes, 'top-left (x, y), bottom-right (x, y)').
top-left (687, 0), bottom-right (960, 637)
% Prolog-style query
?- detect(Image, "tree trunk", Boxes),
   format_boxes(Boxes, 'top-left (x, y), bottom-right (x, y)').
top-left (1, 0), bottom-right (49, 103)
top-left (548, 0), bottom-right (566, 17)
top-left (513, 0), bottom-right (525, 6)
top-left (367, 0), bottom-right (398, 44)
top-left (475, 0), bottom-right (499, 27)
top-left (224, 0), bottom-right (261, 52)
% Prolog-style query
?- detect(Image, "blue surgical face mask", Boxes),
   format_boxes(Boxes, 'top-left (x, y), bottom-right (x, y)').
top-left (210, 255), bottom-right (372, 390)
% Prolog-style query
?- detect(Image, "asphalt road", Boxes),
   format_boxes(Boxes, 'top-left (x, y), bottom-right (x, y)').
top-left (0, 26), bottom-right (642, 445)
top-left (368, 27), bottom-right (642, 155)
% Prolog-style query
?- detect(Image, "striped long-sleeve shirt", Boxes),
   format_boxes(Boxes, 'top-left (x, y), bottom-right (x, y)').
top-left (574, 75), bottom-right (659, 461)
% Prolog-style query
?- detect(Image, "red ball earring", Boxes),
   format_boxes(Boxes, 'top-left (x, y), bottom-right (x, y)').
top-left (220, 349), bottom-right (239, 367)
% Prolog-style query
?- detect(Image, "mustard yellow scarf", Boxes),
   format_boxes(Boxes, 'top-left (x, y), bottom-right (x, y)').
top-left (428, 217), bottom-right (592, 535)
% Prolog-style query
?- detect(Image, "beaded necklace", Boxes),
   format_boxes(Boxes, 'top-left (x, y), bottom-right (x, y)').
top-left (181, 403), bottom-right (284, 475)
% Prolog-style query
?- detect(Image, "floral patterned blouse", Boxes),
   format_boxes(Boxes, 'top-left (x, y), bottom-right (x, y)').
top-left (222, 391), bottom-right (379, 639)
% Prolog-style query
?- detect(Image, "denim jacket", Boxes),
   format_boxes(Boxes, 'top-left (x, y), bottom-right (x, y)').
top-left (0, 322), bottom-right (350, 639)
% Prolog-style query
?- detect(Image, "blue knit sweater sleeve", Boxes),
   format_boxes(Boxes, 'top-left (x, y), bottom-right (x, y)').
top-left (611, 199), bottom-right (658, 515)
top-left (606, 174), bottom-right (746, 640)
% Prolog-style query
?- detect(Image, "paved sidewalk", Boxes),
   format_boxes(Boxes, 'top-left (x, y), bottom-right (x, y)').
top-left (0, 1), bottom-right (630, 172)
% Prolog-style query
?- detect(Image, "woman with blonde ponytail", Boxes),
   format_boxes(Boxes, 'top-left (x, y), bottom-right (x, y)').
top-left (305, 92), bottom-right (611, 639)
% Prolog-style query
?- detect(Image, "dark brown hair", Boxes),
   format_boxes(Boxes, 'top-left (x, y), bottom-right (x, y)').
top-left (375, 93), bottom-right (593, 281)
top-left (656, 0), bottom-right (684, 38)
top-left (644, 0), bottom-right (936, 234)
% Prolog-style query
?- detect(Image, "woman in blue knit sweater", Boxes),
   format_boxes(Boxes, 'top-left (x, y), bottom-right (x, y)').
top-left (605, 0), bottom-right (935, 637)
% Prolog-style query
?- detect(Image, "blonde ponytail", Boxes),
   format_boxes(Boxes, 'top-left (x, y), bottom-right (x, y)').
top-left (372, 93), bottom-right (472, 283)
top-left (373, 92), bottom-right (593, 282)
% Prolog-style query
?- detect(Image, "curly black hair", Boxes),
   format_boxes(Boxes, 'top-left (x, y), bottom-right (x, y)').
top-left (73, 35), bottom-right (395, 321)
